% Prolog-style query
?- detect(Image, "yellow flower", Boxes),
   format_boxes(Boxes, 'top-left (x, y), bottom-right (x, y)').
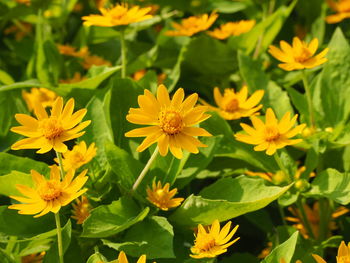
top-left (132, 69), bottom-right (167, 84)
top-left (9, 165), bottom-right (88, 217)
top-left (82, 4), bottom-right (153, 27)
top-left (56, 141), bottom-right (97, 171)
top-left (326, 0), bottom-right (350, 23)
top-left (4, 22), bottom-right (32, 41)
top-left (11, 97), bottom-right (91, 153)
top-left (57, 45), bottom-right (88, 58)
top-left (117, 251), bottom-right (151, 263)
top-left (268, 37), bottom-right (329, 71)
top-left (82, 55), bottom-right (112, 69)
top-left (21, 252), bottom-right (45, 263)
top-left (146, 181), bottom-right (184, 211)
top-left (202, 86), bottom-right (264, 120)
top-left (22, 88), bottom-right (57, 112)
top-left (313, 241), bottom-right (350, 263)
top-left (207, 20), bottom-right (255, 40)
top-left (190, 219), bottom-right (239, 258)
top-left (60, 72), bottom-right (87, 84)
top-left (235, 108), bottom-right (306, 155)
top-left (71, 195), bottom-right (91, 224)
top-left (125, 84), bottom-right (212, 159)
top-left (165, 12), bottom-right (218, 37)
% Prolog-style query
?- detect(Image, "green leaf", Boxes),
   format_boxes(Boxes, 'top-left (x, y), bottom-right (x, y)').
top-left (0, 171), bottom-right (33, 196)
top-left (86, 252), bottom-right (107, 263)
top-left (170, 176), bottom-right (291, 226)
top-left (0, 152), bottom-right (49, 175)
top-left (102, 216), bottom-right (175, 259)
top-left (0, 79), bottom-right (41, 92)
top-left (0, 248), bottom-right (16, 263)
top-left (0, 70), bottom-right (14, 85)
top-left (82, 197), bottom-right (149, 238)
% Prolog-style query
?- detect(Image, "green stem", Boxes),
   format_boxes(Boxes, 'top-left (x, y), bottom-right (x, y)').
top-left (278, 205), bottom-right (287, 226)
top-left (301, 70), bottom-right (315, 128)
top-left (318, 198), bottom-right (331, 241)
top-left (5, 236), bottom-right (17, 254)
top-left (132, 147), bottom-right (159, 192)
top-left (273, 152), bottom-right (291, 183)
top-left (120, 30), bottom-right (127, 78)
top-left (55, 212), bottom-right (64, 263)
top-left (296, 198), bottom-right (315, 240)
top-left (56, 151), bottom-right (65, 180)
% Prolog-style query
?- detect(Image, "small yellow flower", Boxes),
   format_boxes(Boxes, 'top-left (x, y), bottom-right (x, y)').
top-left (132, 69), bottom-right (167, 84)
top-left (125, 84), bottom-right (212, 159)
top-left (21, 252), bottom-right (45, 263)
top-left (9, 165), bottom-right (88, 217)
top-left (11, 97), bottom-right (91, 153)
top-left (117, 251), bottom-right (152, 263)
top-left (313, 241), bottom-right (350, 263)
top-left (165, 12), bottom-right (218, 37)
top-left (82, 4), bottom-right (153, 27)
top-left (207, 20), bottom-right (255, 40)
top-left (60, 72), bottom-right (87, 84)
top-left (268, 37), bottom-right (329, 71)
top-left (190, 219), bottom-right (239, 258)
top-left (57, 45), bottom-right (88, 58)
top-left (56, 141), bottom-right (97, 171)
top-left (146, 181), bottom-right (184, 211)
top-left (4, 22), bottom-right (32, 41)
top-left (326, 0), bottom-right (350, 24)
top-left (202, 86), bottom-right (264, 120)
top-left (71, 195), bottom-right (91, 224)
top-left (22, 88), bottom-right (58, 112)
top-left (82, 55), bottom-right (112, 69)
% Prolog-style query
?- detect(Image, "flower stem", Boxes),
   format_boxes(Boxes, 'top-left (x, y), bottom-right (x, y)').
top-left (56, 151), bottom-right (65, 180)
top-left (301, 70), bottom-right (315, 127)
top-left (55, 212), bottom-right (64, 263)
top-left (296, 198), bottom-right (315, 239)
top-left (120, 30), bottom-right (127, 78)
top-left (273, 152), bottom-right (291, 183)
top-left (132, 147), bottom-right (159, 192)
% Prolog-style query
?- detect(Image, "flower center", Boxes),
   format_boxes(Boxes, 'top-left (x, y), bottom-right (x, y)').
top-left (264, 126), bottom-right (280, 142)
top-left (38, 181), bottom-right (62, 201)
top-left (294, 47), bottom-right (312, 63)
top-left (39, 118), bottom-right (64, 140)
top-left (196, 234), bottom-right (216, 252)
top-left (70, 152), bottom-right (85, 164)
top-left (159, 110), bottom-right (183, 135)
top-left (224, 98), bottom-right (239, 113)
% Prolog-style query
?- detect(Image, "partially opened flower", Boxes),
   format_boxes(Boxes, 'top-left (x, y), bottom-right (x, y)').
top-left (208, 20), bottom-right (255, 40)
top-left (22, 88), bottom-right (57, 112)
top-left (235, 108), bottom-right (306, 155)
top-left (9, 165), bottom-right (88, 217)
top-left (313, 241), bottom-right (350, 263)
top-left (117, 251), bottom-right (151, 263)
top-left (71, 195), bottom-right (91, 224)
top-left (190, 219), bottom-right (239, 258)
top-left (146, 181), bottom-right (184, 210)
top-left (326, 0), bottom-right (350, 24)
top-left (202, 86), bottom-right (264, 120)
top-left (125, 84), bottom-right (212, 159)
top-left (268, 37), bottom-right (329, 71)
top-left (11, 97), bottom-right (91, 153)
top-left (82, 4), bottom-right (153, 27)
top-left (165, 12), bottom-right (218, 37)
top-left (55, 141), bottom-right (97, 171)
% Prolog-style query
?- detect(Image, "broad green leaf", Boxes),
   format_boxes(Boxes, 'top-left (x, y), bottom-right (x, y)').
top-left (86, 252), bottom-right (107, 263)
top-left (82, 197), bottom-right (149, 238)
top-left (0, 171), bottom-right (33, 196)
top-left (170, 176), bottom-right (291, 226)
top-left (0, 152), bottom-right (49, 175)
top-left (102, 216), bottom-right (175, 259)
top-left (0, 70), bottom-right (14, 85)
top-left (0, 79), bottom-right (41, 92)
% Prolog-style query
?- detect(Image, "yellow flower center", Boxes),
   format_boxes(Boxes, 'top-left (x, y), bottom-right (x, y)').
top-left (159, 110), bottom-right (184, 135)
top-left (38, 181), bottom-right (62, 201)
top-left (70, 152), bottom-right (85, 164)
top-left (264, 126), bottom-right (280, 142)
top-left (294, 47), bottom-right (312, 63)
top-left (39, 118), bottom-right (64, 140)
top-left (224, 98), bottom-right (239, 112)
top-left (196, 234), bottom-right (216, 252)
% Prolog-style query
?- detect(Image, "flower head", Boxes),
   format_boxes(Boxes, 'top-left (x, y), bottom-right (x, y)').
top-left (11, 97), bottom-right (91, 153)
top-left (165, 12), bottom-right (218, 37)
top-left (207, 20), bottom-right (255, 40)
top-left (268, 37), bottom-right (329, 71)
top-left (202, 86), bottom-right (264, 120)
top-left (71, 195), bottom-right (91, 224)
top-left (313, 241), bottom-right (350, 263)
top-left (82, 55), bottom-right (112, 69)
top-left (190, 220), bottom-right (239, 258)
top-left (125, 84), bottom-right (212, 159)
top-left (326, 0), bottom-right (350, 23)
top-left (22, 88), bottom-right (57, 112)
top-left (235, 108), bottom-right (306, 155)
top-left (146, 181), bottom-right (184, 210)
top-left (9, 165), bottom-right (88, 217)
top-left (82, 4), bottom-right (153, 27)
top-left (117, 251), bottom-right (151, 263)
top-left (21, 252), bottom-right (45, 263)
top-left (56, 141), bottom-right (97, 171)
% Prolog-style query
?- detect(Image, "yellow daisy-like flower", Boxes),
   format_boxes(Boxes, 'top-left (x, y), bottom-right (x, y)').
top-left (207, 20), bottom-right (255, 40)
top-left (71, 195), bottom-right (91, 224)
top-left (268, 37), bottom-right (329, 71)
top-left (21, 252), bottom-right (45, 263)
top-left (202, 86), bottom-right (264, 120)
top-left (56, 141), bottom-right (97, 171)
top-left (82, 4), bottom-right (153, 27)
top-left (146, 181), bottom-right (184, 211)
top-left (9, 165), bottom-right (88, 218)
top-left (165, 12), bottom-right (218, 37)
top-left (190, 219), bottom-right (239, 259)
top-left (4, 22), bottom-right (32, 41)
top-left (125, 84), bottom-right (212, 159)
top-left (235, 108), bottom-right (306, 155)
top-left (326, 0), bottom-right (350, 24)
top-left (11, 97), bottom-right (91, 154)
top-left (22, 88), bottom-right (57, 112)
top-left (82, 55), bottom-right (112, 69)
top-left (117, 251), bottom-right (151, 263)
top-left (313, 241), bottom-right (350, 263)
